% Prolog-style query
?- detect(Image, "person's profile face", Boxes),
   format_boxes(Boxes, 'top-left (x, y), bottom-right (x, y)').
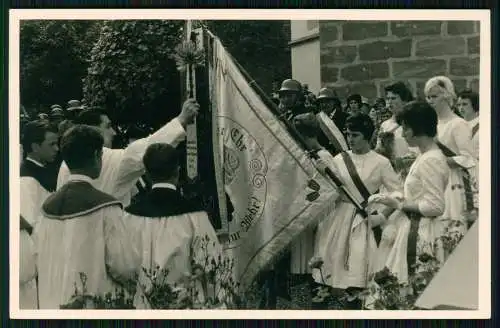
top-left (456, 97), bottom-right (476, 121)
top-left (319, 99), bottom-right (335, 114)
top-left (425, 86), bottom-right (449, 112)
top-left (349, 100), bottom-right (360, 113)
top-left (34, 131), bottom-right (59, 163)
top-left (346, 129), bottom-right (367, 152)
top-left (385, 91), bottom-right (404, 115)
top-left (401, 122), bottom-right (416, 146)
top-left (279, 91), bottom-right (297, 109)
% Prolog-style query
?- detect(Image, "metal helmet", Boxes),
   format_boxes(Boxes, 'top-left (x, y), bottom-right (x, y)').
top-left (279, 79), bottom-right (302, 93)
top-left (50, 104), bottom-right (62, 110)
top-left (317, 87), bottom-right (337, 100)
top-left (37, 113), bottom-right (49, 120)
top-left (67, 99), bottom-right (81, 108)
top-left (50, 107), bottom-right (65, 118)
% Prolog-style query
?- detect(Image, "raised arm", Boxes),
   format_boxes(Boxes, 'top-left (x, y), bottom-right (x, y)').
top-left (112, 99), bottom-right (200, 202)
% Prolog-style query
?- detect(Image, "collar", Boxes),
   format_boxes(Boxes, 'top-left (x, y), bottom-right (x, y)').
top-left (152, 182), bottom-right (177, 191)
top-left (68, 174), bottom-right (94, 184)
top-left (26, 157), bottom-right (45, 168)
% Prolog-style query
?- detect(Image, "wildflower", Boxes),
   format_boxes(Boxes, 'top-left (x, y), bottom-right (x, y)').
top-left (308, 256), bottom-right (324, 270)
top-left (418, 253), bottom-right (433, 263)
top-left (311, 295), bottom-right (326, 303)
top-left (373, 267), bottom-right (394, 286)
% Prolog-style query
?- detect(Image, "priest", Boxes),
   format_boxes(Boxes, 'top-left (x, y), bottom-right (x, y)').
top-left (36, 125), bottom-right (140, 309)
top-left (56, 99), bottom-right (200, 207)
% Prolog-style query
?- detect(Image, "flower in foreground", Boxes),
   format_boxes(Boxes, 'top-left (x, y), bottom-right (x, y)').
top-left (308, 256), bottom-right (324, 270)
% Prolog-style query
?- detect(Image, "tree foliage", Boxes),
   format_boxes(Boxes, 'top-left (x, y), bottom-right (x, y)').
top-left (206, 20), bottom-right (291, 93)
top-left (83, 20), bottom-right (184, 128)
top-left (20, 20), bottom-right (102, 115)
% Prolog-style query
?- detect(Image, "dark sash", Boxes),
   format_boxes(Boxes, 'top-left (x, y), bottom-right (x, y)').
top-left (340, 152), bottom-right (371, 206)
top-left (20, 216), bottom-right (33, 236)
top-left (472, 123), bottom-right (479, 139)
top-left (436, 141), bottom-right (474, 212)
top-left (340, 152), bottom-right (382, 249)
top-left (405, 210), bottom-right (423, 276)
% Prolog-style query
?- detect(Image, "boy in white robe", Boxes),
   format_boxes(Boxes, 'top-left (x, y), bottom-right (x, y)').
top-left (124, 143), bottom-right (221, 309)
top-left (19, 120), bottom-right (60, 309)
top-left (20, 216), bottom-right (38, 309)
top-left (36, 125), bottom-right (140, 309)
top-left (56, 99), bottom-right (200, 207)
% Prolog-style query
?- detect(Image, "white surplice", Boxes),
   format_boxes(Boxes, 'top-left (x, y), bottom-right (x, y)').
top-left (124, 184), bottom-right (222, 309)
top-left (437, 116), bottom-right (476, 235)
top-left (20, 227), bottom-right (38, 309)
top-left (36, 175), bottom-right (140, 309)
top-left (312, 150), bottom-right (401, 289)
top-left (374, 146), bottom-right (450, 283)
top-left (56, 118), bottom-right (186, 206)
top-left (19, 158), bottom-right (54, 309)
top-left (20, 158), bottom-right (52, 229)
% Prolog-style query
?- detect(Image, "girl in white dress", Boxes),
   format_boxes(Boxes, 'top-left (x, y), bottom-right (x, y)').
top-left (376, 81), bottom-right (419, 163)
top-left (456, 89), bottom-right (479, 225)
top-left (312, 113), bottom-right (401, 309)
top-left (369, 101), bottom-right (450, 284)
top-left (424, 76), bottom-right (477, 236)
top-left (456, 89), bottom-right (479, 161)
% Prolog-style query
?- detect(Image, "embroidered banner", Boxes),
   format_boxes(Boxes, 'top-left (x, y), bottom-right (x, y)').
top-left (209, 33), bottom-right (339, 289)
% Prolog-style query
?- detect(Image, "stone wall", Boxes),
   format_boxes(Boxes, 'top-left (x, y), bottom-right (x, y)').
top-left (319, 20), bottom-right (480, 102)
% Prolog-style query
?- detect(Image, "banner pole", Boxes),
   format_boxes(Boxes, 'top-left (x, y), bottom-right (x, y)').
top-left (185, 20), bottom-right (199, 182)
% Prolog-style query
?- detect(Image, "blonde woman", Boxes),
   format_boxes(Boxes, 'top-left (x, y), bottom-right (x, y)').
top-left (424, 76), bottom-right (476, 236)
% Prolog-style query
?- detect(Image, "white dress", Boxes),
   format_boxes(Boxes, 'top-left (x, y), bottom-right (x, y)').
top-left (468, 116), bottom-right (479, 162)
top-left (373, 147), bottom-right (450, 283)
top-left (312, 150), bottom-right (401, 289)
top-left (437, 116), bottom-right (476, 235)
top-left (468, 117), bottom-right (480, 210)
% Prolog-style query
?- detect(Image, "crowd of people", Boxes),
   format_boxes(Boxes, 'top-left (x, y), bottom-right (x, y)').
top-left (19, 74), bottom-right (480, 310)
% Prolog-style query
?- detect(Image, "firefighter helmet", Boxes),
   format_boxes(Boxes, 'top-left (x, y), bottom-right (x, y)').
top-left (279, 79), bottom-right (302, 93)
top-left (50, 107), bottom-right (65, 118)
top-left (317, 87), bottom-right (337, 100)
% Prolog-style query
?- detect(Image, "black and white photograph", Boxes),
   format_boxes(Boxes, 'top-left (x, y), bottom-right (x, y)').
top-left (9, 10), bottom-right (490, 319)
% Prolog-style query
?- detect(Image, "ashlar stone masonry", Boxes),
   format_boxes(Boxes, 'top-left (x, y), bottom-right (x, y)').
top-left (319, 20), bottom-right (480, 101)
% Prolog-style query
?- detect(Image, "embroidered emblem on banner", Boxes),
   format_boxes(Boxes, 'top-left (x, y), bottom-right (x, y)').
top-left (218, 116), bottom-right (268, 248)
